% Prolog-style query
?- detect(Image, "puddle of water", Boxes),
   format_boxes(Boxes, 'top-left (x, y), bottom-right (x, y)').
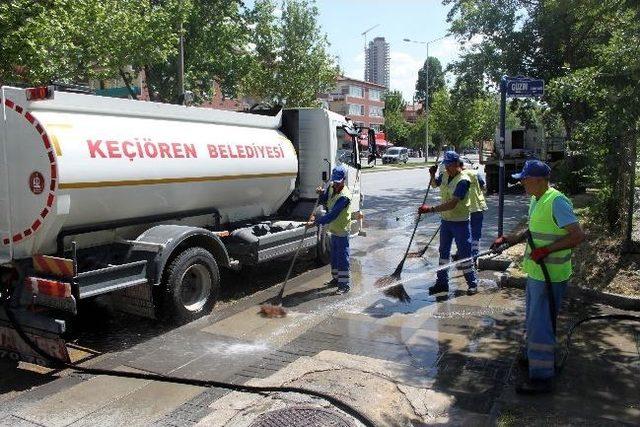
top-left (208, 342), bottom-right (270, 355)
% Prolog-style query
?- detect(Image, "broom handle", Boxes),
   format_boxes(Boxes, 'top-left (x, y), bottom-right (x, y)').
top-left (398, 150), bottom-right (442, 263)
top-left (276, 184), bottom-right (325, 302)
top-left (418, 224), bottom-right (441, 257)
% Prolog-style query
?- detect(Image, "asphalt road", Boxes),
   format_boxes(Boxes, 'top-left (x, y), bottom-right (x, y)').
top-left (1, 166), bottom-right (531, 425)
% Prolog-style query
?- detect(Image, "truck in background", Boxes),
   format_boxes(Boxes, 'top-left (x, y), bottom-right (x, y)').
top-left (480, 127), bottom-right (565, 193)
top-left (0, 86), bottom-right (364, 366)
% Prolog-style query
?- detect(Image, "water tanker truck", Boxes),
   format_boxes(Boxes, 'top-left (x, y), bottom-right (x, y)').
top-left (0, 85), bottom-right (364, 365)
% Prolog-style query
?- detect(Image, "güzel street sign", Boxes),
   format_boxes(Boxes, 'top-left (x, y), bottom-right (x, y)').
top-left (505, 76), bottom-right (544, 97)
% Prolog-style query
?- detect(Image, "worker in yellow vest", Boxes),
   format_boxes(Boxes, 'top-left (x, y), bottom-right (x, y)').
top-left (492, 160), bottom-right (584, 394)
top-left (418, 151), bottom-right (478, 295)
top-left (452, 165), bottom-right (488, 263)
top-left (463, 167), bottom-right (488, 259)
top-left (310, 165), bottom-right (352, 295)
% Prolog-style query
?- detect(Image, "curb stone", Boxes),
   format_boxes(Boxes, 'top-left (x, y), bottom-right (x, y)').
top-left (498, 272), bottom-right (640, 311)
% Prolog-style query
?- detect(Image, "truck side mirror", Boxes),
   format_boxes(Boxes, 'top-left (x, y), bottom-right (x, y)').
top-left (322, 171), bottom-right (328, 182)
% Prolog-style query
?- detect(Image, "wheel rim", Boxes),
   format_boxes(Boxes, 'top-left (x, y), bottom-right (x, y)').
top-left (179, 264), bottom-right (212, 312)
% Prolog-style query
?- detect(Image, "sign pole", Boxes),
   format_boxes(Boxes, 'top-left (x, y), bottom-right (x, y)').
top-left (498, 76), bottom-right (507, 237)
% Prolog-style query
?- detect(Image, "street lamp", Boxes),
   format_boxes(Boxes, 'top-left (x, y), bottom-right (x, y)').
top-left (403, 36), bottom-right (447, 162)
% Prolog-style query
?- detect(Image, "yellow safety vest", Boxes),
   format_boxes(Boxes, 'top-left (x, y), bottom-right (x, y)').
top-left (463, 169), bottom-right (487, 213)
top-left (439, 171), bottom-right (471, 222)
top-left (327, 186), bottom-right (352, 236)
top-left (523, 187), bottom-right (573, 282)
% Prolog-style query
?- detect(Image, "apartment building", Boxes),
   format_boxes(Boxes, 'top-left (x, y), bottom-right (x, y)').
top-left (319, 76), bottom-right (385, 131)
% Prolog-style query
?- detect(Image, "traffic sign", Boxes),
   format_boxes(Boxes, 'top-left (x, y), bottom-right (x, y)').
top-left (505, 77), bottom-right (544, 97)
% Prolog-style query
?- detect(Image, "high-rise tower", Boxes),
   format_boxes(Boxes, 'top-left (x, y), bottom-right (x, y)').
top-left (365, 37), bottom-right (390, 89)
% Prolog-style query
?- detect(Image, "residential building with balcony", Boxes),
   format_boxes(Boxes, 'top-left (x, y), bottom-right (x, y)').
top-left (319, 76), bottom-right (386, 131)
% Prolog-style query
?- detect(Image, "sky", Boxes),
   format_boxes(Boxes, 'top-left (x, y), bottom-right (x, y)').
top-left (315, 0), bottom-right (459, 102)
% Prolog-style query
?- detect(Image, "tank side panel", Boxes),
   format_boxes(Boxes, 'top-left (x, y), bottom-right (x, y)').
top-left (3, 102), bottom-right (297, 258)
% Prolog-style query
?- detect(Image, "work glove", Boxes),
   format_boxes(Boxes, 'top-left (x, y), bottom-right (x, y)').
top-left (418, 204), bottom-right (434, 214)
top-left (315, 186), bottom-right (324, 195)
top-left (530, 247), bottom-right (551, 263)
top-left (429, 165), bottom-right (438, 176)
top-left (490, 236), bottom-right (508, 252)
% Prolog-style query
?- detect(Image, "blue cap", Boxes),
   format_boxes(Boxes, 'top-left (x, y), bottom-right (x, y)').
top-left (331, 165), bottom-right (347, 182)
top-left (441, 150), bottom-right (461, 165)
top-left (511, 160), bottom-right (551, 180)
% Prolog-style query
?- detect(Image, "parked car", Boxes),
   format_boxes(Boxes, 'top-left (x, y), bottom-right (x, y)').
top-left (382, 147), bottom-right (409, 164)
top-left (461, 155), bottom-right (479, 170)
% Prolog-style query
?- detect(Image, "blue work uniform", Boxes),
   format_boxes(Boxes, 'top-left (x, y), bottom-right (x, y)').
top-left (526, 195), bottom-right (577, 380)
top-left (469, 171), bottom-right (487, 258)
top-left (434, 172), bottom-right (478, 289)
top-left (316, 186), bottom-right (352, 291)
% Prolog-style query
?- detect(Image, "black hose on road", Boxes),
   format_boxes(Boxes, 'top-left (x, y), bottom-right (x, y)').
top-left (2, 293), bottom-right (375, 427)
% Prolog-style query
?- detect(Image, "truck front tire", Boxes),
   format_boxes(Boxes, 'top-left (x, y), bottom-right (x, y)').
top-left (161, 247), bottom-right (220, 323)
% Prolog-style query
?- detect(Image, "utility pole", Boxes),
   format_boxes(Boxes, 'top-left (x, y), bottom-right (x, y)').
top-left (403, 36), bottom-right (447, 162)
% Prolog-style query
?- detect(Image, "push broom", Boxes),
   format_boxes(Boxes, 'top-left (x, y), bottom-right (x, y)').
top-left (259, 183), bottom-right (325, 318)
top-left (374, 149), bottom-right (441, 289)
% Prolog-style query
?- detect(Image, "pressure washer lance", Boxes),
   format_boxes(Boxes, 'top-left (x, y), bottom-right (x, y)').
top-left (431, 242), bottom-right (512, 273)
top-left (259, 183), bottom-right (325, 318)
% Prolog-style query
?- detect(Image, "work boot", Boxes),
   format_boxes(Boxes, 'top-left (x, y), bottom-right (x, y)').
top-left (515, 378), bottom-right (553, 395)
top-left (335, 286), bottom-right (350, 295)
top-left (428, 282), bottom-right (449, 295)
top-left (451, 253), bottom-right (460, 262)
top-left (466, 286), bottom-right (478, 296)
top-left (325, 278), bottom-right (339, 287)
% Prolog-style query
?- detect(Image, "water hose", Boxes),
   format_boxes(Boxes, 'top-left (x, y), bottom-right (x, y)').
top-left (1, 274), bottom-right (375, 427)
top-left (374, 149), bottom-right (441, 286)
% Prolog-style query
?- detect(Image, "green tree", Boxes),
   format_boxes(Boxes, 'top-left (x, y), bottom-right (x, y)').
top-left (0, 0), bottom-right (181, 89)
top-left (415, 57), bottom-right (445, 107)
top-left (383, 112), bottom-right (410, 146)
top-left (241, 0), bottom-right (338, 107)
top-left (146, 0), bottom-right (252, 103)
top-left (383, 90), bottom-right (406, 114)
top-left (445, 0), bottom-right (640, 243)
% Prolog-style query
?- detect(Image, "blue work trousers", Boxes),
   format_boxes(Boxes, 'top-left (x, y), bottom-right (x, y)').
top-left (330, 235), bottom-right (350, 290)
top-left (526, 278), bottom-right (567, 379)
top-left (470, 211), bottom-right (484, 258)
top-left (437, 220), bottom-right (477, 288)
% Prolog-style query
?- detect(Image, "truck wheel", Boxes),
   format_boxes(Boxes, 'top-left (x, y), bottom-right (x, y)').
top-left (162, 247), bottom-right (220, 323)
top-left (316, 228), bottom-right (331, 266)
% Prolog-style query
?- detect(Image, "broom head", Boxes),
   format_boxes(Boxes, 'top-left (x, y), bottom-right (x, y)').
top-left (259, 303), bottom-right (287, 318)
top-left (384, 284), bottom-right (412, 303)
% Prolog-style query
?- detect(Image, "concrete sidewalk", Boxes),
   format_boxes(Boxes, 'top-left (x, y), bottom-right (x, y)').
top-left (1, 267), bottom-right (638, 426)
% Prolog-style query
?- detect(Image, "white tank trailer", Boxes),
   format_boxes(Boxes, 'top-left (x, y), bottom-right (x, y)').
top-left (0, 86), bottom-right (364, 365)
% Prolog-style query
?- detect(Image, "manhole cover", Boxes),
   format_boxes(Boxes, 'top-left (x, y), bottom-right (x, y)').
top-left (250, 406), bottom-right (353, 427)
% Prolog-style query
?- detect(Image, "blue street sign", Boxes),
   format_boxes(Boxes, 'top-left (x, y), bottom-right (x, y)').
top-left (505, 77), bottom-right (544, 97)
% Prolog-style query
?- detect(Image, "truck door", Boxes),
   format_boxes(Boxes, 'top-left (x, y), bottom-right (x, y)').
top-left (335, 126), bottom-right (361, 206)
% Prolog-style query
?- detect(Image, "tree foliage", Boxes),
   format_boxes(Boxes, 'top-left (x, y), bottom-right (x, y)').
top-left (415, 57), bottom-right (445, 107)
top-left (240, 0), bottom-right (338, 107)
top-left (0, 0), bottom-right (181, 87)
top-left (445, 0), bottom-right (640, 241)
top-left (146, 0), bottom-right (251, 103)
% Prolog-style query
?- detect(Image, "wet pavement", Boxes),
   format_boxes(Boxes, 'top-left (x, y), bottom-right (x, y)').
top-left (1, 168), bottom-right (639, 426)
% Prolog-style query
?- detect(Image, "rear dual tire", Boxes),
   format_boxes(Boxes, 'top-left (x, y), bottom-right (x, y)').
top-left (160, 247), bottom-right (220, 324)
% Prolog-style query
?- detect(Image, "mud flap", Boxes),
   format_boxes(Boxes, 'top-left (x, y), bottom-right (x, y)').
top-left (0, 306), bottom-right (69, 367)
